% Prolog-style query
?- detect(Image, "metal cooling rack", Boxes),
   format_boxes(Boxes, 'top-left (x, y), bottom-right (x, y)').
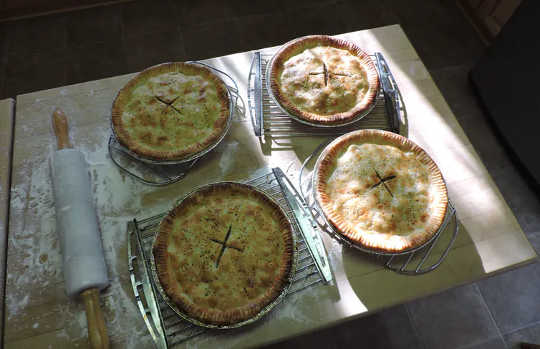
top-left (247, 51), bottom-right (404, 137)
top-left (109, 61), bottom-right (241, 186)
top-left (127, 168), bottom-right (330, 348)
top-left (298, 141), bottom-right (459, 275)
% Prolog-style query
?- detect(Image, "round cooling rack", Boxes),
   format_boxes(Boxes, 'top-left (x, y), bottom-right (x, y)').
top-left (108, 61), bottom-right (239, 185)
top-left (298, 139), bottom-right (459, 274)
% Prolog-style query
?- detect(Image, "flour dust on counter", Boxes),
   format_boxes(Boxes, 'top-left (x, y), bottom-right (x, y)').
top-left (6, 151), bottom-right (63, 321)
top-left (6, 120), bottom-right (160, 347)
top-left (73, 123), bottom-right (161, 216)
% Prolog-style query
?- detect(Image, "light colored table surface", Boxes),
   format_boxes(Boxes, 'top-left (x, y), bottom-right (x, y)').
top-left (3, 25), bottom-right (537, 348)
top-left (0, 97), bottom-right (15, 345)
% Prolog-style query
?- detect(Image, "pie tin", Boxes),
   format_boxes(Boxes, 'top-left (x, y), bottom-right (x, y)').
top-left (311, 132), bottom-right (449, 256)
top-left (149, 181), bottom-right (298, 330)
top-left (264, 41), bottom-right (379, 129)
top-left (109, 61), bottom-right (235, 165)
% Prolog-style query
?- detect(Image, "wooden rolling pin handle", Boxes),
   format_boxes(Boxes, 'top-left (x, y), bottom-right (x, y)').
top-left (52, 108), bottom-right (73, 150)
top-left (81, 288), bottom-right (110, 349)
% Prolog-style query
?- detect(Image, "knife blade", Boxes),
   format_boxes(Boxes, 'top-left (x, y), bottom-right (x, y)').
top-left (272, 168), bottom-right (333, 284)
top-left (375, 53), bottom-right (400, 134)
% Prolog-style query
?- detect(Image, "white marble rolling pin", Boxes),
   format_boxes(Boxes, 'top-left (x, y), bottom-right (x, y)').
top-left (51, 108), bottom-right (110, 349)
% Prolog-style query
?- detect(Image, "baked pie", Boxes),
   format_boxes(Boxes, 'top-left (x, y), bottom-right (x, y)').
top-left (153, 182), bottom-right (294, 326)
top-left (314, 130), bottom-right (448, 252)
top-left (269, 35), bottom-right (379, 125)
top-left (112, 62), bottom-right (230, 160)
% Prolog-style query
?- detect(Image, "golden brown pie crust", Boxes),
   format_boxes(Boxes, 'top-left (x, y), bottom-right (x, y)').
top-left (314, 130), bottom-right (448, 252)
top-left (153, 182), bottom-right (294, 326)
top-left (269, 35), bottom-right (379, 125)
top-left (111, 62), bottom-right (230, 160)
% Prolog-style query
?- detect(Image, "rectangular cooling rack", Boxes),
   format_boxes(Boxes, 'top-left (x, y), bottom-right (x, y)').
top-left (248, 51), bottom-right (404, 137)
top-left (127, 168), bottom-right (332, 348)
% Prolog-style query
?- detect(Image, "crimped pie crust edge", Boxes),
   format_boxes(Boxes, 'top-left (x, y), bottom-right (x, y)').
top-left (111, 62), bottom-right (230, 161)
top-left (314, 129), bottom-right (448, 252)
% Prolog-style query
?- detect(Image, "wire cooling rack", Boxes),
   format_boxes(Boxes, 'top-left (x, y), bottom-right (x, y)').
top-left (298, 140), bottom-right (459, 275)
top-left (247, 51), bottom-right (405, 138)
top-left (109, 61), bottom-right (241, 186)
top-left (127, 168), bottom-right (330, 348)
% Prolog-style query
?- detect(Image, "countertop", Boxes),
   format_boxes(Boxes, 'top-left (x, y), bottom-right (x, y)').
top-left (0, 97), bottom-right (15, 345)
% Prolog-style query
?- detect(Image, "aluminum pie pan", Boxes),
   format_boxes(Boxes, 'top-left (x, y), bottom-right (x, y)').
top-left (310, 134), bottom-right (448, 257)
top-left (264, 48), bottom-right (379, 128)
top-left (109, 61), bottom-right (235, 165)
top-left (149, 181), bottom-right (298, 330)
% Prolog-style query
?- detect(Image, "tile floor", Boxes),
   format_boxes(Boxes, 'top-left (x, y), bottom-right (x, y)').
top-left (1, 1), bottom-right (539, 348)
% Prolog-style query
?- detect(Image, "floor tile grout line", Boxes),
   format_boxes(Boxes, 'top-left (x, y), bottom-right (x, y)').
top-left (473, 282), bottom-right (507, 347)
top-left (428, 63), bottom-right (477, 75)
top-left (179, 1), bottom-right (342, 32)
top-left (501, 318), bottom-right (540, 337)
top-left (178, 27), bottom-right (188, 61)
top-left (171, 0), bottom-right (188, 61)
top-left (404, 303), bottom-right (429, 349)
top-left (456, 337), bottom-right (506, 349)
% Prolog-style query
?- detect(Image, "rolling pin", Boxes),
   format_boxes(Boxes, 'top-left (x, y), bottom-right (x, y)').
top-left (51, 108), bottom-right (110, 349)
